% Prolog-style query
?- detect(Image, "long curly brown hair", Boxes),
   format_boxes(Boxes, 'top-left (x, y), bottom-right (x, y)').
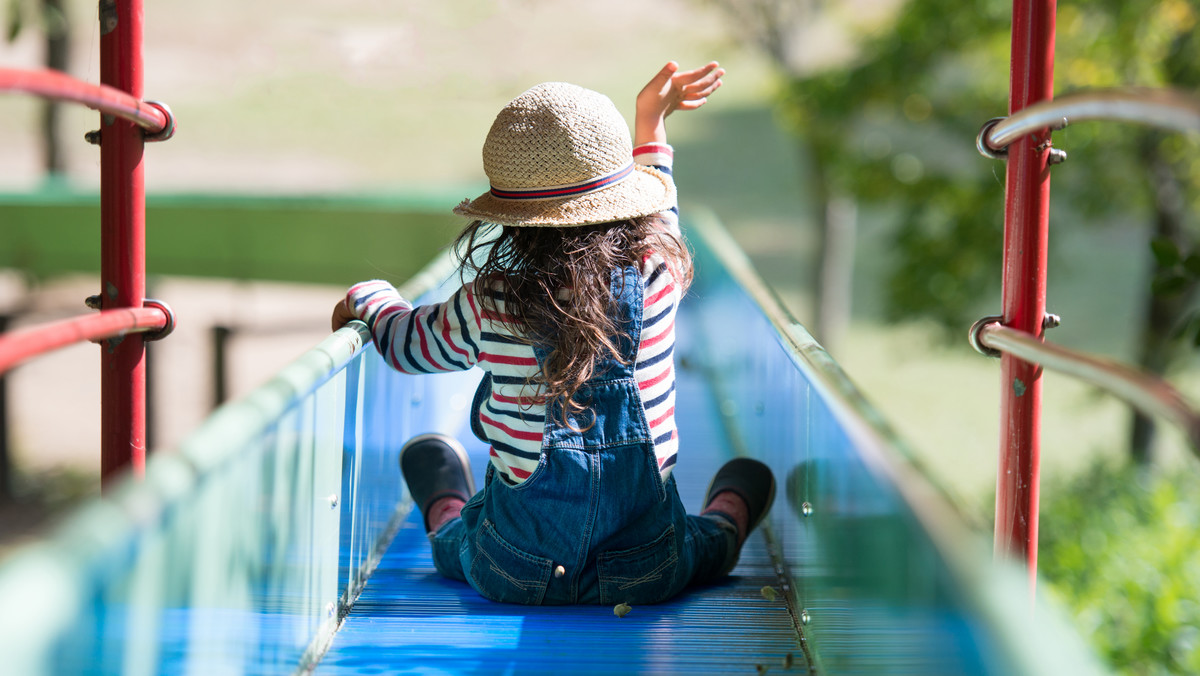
top-left (454, 216), bottom-right (692, 426)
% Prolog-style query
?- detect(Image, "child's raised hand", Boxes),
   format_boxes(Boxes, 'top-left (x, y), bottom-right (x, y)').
top-left (635, 61), bottom-right (724, 146)
top-left (639, 61), bottom-right (724, 117)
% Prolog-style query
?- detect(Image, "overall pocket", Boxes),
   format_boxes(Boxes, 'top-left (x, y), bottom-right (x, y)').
top-left (597, 524), bottom-right (680, 605)
top-left (468, 518), bottom-right (553, 605)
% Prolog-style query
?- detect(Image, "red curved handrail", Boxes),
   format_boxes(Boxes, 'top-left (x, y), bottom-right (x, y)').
top-left (0, 67), bottom-right (168, 133)
top-left (0, 307), bottom-right (169, 374)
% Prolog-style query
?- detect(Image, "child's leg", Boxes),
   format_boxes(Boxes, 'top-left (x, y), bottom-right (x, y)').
top-left (400, 433), bottom-right (475, 530)
top-left (688, 458), bottom-right (776, 582)
top-left (683, 511), bottom-right (741, 584)
top-left (427, 512), bottom-right (469, 582)
top-left (701, 491), bottom-right (751, 546)
top-left (426, 496), bottom-right (466, 532)
top-left (399, 433), bottom-right (476, 581)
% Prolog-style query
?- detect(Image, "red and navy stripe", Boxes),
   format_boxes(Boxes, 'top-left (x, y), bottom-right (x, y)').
top-left (489, 163), bottom-right (634, 200)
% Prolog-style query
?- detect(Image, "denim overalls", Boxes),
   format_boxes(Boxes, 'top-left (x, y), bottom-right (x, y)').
top-left (429, 266), bottom-right (737, 605)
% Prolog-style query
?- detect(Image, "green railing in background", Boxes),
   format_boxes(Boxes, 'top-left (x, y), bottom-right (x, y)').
top-left (0, 187), bottom-right (468, 284)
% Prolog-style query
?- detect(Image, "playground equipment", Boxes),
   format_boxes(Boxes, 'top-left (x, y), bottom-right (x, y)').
top-left (0, 0), bottom-right (1196, 672)
top-left (971, 9), bottom-right (1200, 583)
top-left (0, 1), bottom-right (175, 486)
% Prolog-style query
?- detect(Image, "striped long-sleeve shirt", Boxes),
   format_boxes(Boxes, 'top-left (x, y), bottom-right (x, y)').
top-left (347, 143), bottom-right (683, 486)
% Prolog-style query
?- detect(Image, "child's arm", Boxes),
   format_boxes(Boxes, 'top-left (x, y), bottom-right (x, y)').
top-left (634, 61), bottom-right (723, 240)
top-left (333, 280), bottom-right (481, 374)
top-left (634, 61), bottom-right (724, 147)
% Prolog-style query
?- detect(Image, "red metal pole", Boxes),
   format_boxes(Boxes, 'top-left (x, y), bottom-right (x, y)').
top-left (99, 0), bottom-right (148, 486)
top-left (995, 0), bottom-right (1056, 588)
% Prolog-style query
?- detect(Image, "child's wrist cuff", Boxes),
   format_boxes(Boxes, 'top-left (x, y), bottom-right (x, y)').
top-left (633, 143), bottom-right (674, 167)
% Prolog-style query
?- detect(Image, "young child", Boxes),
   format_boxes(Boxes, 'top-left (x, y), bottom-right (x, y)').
top-left (331, 61), bottom-right (775, 606)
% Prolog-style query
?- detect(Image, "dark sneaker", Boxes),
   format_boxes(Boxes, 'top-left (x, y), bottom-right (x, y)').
top-left (399, 433), bottom-right (476, 533)
top-left (703, 458), bottom-right (776, 539)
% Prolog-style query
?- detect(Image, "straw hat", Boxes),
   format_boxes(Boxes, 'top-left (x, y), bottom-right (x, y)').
top-left (454, 82), bottom-right (675, 227)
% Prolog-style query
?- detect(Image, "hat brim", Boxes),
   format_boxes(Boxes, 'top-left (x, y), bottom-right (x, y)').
top-left (453, 165), bottom-right (675, 227)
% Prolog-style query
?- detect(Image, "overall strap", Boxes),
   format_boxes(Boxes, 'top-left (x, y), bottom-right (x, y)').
top-left (534, 265), bottom-right (651, 447)
top-left (603, 265), bottom-right (644, 374)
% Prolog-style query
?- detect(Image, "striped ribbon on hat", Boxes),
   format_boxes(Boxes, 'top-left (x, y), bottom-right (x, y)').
top-left (489, 162), bottom-right (635, 201)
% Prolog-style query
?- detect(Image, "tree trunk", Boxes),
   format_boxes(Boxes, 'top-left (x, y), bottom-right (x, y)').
top-left (40, 0), bottom-right (69, 176)
top-left (817, 196), bottom-right (856, 354)
top-left (1130, 288), bottom-right (1188, 464)
top-left (1130, 136), bottom-right (1196, 464)
top-left (807, 148), bottom-right (830, 341)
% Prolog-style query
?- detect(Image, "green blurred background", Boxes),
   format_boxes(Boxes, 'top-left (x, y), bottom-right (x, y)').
top-left (3, 0), bottom-right (1200, 671)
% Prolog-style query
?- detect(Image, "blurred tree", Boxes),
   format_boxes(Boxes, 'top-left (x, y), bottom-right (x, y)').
top-left (709, 0), bottom-right (1200, 463)
top-left (1040, 459), bottom-right (1200, 674)
top-left (5, 0), bottom-right (71, 176)
top-left (3, 0), bottom-right (70, 502)
top-left (702, 0), bottom-right (863, 351)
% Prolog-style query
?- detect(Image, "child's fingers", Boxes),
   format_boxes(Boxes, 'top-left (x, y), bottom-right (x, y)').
top-left (648, 60), bottom-right (721, 117)
top-left (677, 61), bottom-right (721, 77)
top-left (331, 299), bottom-right (356, 331)
top-left (679, 67), bottom-right (724, 94)
top-left (683, 74), bottom-right (723, 100)
top-left (646, 61), bottom-right (680, 90)
top-left (672, 61), bottom-right (721, 86)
